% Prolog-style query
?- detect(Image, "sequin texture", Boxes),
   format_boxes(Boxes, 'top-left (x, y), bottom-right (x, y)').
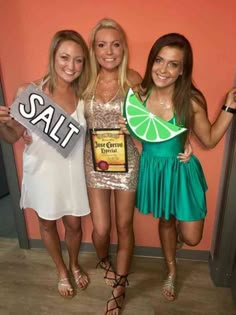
top-left (84, 93), bottom-right (139, 191)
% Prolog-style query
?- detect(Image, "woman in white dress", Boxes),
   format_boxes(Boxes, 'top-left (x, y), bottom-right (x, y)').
top-left (0, 30), bottom-right (91, 297)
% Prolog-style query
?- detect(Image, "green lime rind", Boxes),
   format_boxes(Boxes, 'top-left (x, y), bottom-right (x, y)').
top-left (123, 88), bottom-right (187, 143)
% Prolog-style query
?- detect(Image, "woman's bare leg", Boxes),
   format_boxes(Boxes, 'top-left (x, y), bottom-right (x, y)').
top-left (62, 215), bottom-right (88, 289)
top-left (38, 216), bottom-right (73, 297)
top-left (114, 190), bottom-right (135, 275)
top-left (179, 219), bottom-right (205, 246)
top-left (159, 217), bottom-right (177, 273)
top-left (103, 190), bottom-right (135, 315)
top-left (159, 217), bottom-right (205, 301)
top-left (62, 215), bottom-right (82, 270)
top-left (159, 216), bottom-right (177, 301)
top-left (88, 187), bottom-right (115, 285)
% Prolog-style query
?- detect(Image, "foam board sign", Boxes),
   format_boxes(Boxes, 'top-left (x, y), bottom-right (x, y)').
top-left (10, 84), bottom-right (83, 158)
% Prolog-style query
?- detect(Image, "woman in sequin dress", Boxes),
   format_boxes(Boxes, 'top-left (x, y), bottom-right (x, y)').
top-left (84, 18), bottom-right (142, 315)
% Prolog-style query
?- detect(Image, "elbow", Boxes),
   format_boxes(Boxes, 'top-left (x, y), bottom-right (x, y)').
top-left (199, 137), bottom-right (219, 149)
top-left (198, 137), bottom-right (218, 149)
top-left (8, 139), bottom-right (17, 145)
top-left (204, 142), bottom-right (217, 149)
top-left (1, 134), bottom-right (18, 144)
top-left (2, 138), bottom-right (15, 145)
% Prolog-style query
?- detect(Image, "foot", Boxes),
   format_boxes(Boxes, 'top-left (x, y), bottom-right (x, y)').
top-left (162, 274), bottom-right (176, 301)
top-left (57, 277), bottom-right (74, 298)
top-left (97, 257), bottom-right (116, 287)
top-left (71, 268), bottom-right (89, 290)
top-left (103, 287), bottom-right (125, 315)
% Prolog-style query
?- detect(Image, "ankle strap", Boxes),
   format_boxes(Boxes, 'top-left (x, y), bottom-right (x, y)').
top-left (114, 273), bottom-right (129, 288)
top-left (166, 259), bottom-right (176, 265)
top-left (96, 255), bottom-right (112, 269)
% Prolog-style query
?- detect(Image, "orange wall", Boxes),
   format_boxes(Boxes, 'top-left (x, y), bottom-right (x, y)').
top-left (0, 0), bottom-right (236, 251)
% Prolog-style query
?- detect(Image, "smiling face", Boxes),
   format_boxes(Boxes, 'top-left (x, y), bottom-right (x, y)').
top-left (54, 40), bottom-right (84, 84)
top-left (94, 28), bottom-right (124, 71)
top-left (151, 46), bottom-right (184, 91)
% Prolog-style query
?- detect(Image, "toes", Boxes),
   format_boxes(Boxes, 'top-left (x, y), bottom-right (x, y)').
top-left (58, 278), bottom-right (74, 297)
top-left (162, 288), bottom-right (175, 300)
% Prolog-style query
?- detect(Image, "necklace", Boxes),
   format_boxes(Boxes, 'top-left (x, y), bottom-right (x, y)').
top-left (90, 75), bottom-right (122, 132)
top-left (94, 74), bottom-right (120, 104)
top-left (159, 99), bottom-right (172, 110)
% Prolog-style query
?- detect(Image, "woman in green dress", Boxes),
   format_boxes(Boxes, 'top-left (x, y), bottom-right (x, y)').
top-left (122, 33), bottom-right (236, 301)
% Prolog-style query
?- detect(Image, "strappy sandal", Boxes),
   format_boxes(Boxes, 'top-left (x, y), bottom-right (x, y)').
top-left (162, 259), bottom-right (176, 301)
top-left (57, 277), bottom-right (74, 298)
top-left (104, 274), bottom-right (128, 314)
top-left (162, 274), bottom-right (176, 301)
top-left (71, 268), bottom-right (89, 290)
top-left (96, 256), bottom-right (116, 287)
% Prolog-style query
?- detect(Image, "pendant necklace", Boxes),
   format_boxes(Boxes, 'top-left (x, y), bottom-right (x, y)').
top-left (159, 99), bottom-right (172, 110)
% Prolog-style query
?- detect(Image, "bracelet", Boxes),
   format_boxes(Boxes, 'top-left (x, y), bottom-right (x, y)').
top-left (222, 105), bottom-right (236, 114)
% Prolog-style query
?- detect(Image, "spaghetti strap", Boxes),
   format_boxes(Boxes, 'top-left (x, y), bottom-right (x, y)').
top-left (31, 76), bottom-right (50, 91)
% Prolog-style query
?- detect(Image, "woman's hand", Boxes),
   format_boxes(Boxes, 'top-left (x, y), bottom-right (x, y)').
top-left (22, 130), bottom-right (33, 145)
top-left (0, 106), bottom-right (11, 126)
top-left (119, 116), bottom-right (130, 135)
top-left (177, 141), bottom-right (193, 163)
top-left (0, 106), bottom-right (25, 143)
top-left (225, 87), bottom-right (236, 109)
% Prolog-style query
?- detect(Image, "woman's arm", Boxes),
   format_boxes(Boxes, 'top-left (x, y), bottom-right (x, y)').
top-left (0, 107), bottom-right (25, 143)
top-left (0, 85), bottom-right (27, 143)
top-left (192, 87), bottom-right (236, 148)
top-left (127, 69), bottom-right (142, 88)
top-left (177, 140), bottom-right (193, 162)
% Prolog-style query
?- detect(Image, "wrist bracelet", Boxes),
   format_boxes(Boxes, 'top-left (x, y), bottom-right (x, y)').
top-left (222, 105), bottom-right (236, 114)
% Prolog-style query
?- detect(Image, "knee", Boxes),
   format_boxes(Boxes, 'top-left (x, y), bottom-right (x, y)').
top-left (64, 221), bottom-right (81, 235)
top-left (159, 218), bottom-right (175, 229)
top-left (39, 218), bottom-right (56, 233)
top-left (93, 225), bottom-right (110, 240)
top-left (183, 235), bottom-right (202, 247)
top-left (116, 221), bottom-right (133, 236)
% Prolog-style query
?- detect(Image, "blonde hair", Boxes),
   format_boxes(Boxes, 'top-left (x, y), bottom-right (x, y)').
top-left (45, 30), bottom-right (90, 98)
top-left (84, 18), bottom-right (130, 98)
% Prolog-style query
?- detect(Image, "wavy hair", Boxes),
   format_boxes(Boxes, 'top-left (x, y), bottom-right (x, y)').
top-left (45, 30), bottom-right (90, 98)
top-left (84, 18), bottom-right (130, 98)
top-left (141, 33), bottom-right (206, 130)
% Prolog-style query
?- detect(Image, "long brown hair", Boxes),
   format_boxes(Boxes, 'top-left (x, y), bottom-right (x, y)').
top-left (45, 30), bottom-right (90, 98)
top-left (141, 33), bottom-right (206, 130)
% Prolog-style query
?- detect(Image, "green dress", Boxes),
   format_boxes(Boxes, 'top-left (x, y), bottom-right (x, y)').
top-left (136, 115), bottom-right (208, 221)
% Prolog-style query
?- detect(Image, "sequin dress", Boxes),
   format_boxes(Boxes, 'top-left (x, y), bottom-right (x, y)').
top-left (84, 93), bottom-right (139, 191)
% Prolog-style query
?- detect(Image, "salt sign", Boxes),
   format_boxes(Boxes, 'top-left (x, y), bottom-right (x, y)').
top-left (10, 84), bottom-right (83, 158)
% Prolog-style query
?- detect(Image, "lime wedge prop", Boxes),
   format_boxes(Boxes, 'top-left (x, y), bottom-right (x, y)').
top-left (123, 88), bottom-right (187, 143)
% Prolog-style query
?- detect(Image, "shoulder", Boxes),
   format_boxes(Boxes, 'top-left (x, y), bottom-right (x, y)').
top-left (127, 69), bottom-right (142, 87)
top-left (14, 83), bottom-right (30, 98)
top-left (15, 78), bottom-right (44, 98)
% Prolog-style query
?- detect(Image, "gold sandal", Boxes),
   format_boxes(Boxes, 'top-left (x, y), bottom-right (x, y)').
top-left (71, 268), bottom-right (89, 290)
top-left (162, 274), bottom-right (176, 301)
top-left (57, 277), bottom-right (74, 298)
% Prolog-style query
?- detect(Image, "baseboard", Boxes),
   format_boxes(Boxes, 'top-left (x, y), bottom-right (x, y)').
top-left (29, 239), bottom-right (209, 261)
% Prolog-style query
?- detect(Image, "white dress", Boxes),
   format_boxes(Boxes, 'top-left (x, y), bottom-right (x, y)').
top-left (20, 100), bottom-right (90, 220)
